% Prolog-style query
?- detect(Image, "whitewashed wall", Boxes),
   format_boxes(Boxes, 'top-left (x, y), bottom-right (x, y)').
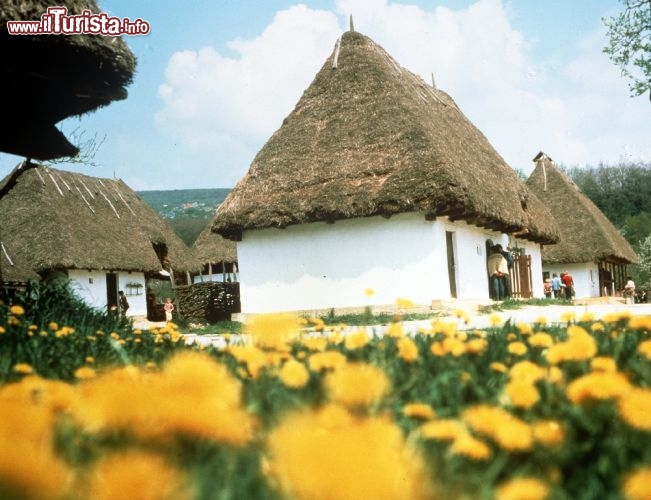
top-left (236, 213), bottom-right (536, 314)
top-left (543, 262), bottom-right (600, 298)
top-left (68, 269), bottom-right (147, 316)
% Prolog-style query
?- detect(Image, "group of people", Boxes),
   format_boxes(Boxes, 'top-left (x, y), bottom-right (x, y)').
top-left (623, 277), bottom-right (648, 304)
top-left (543, 272), bottom-right (574, 300)
top-left (487, 244), bottom-right (513, 301)
top-left (116, 289), bottom-right (175, 322)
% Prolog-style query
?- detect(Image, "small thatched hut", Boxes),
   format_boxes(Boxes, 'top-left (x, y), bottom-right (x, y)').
top-left (0, 165), bottom-right (198, 316)
top-left (192, 223), bottom-right (238, 283)
top-left (0, 0), bottom-right (136, 160)
top-left (213, 29), bottom-right (559, 314)
top-left (526, 152), bottom-right (637, 297)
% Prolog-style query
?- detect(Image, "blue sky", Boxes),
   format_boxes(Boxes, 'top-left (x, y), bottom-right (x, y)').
top-left (1, 0), bottom-right (648, 190)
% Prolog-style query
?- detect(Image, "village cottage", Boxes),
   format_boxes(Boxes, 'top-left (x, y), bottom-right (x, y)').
top-left (213, 29), bottom-right (559, 315)
top-left (0, 166), bottom-right (198, 317)
top-left (526, 152), bottom-right (638, 298)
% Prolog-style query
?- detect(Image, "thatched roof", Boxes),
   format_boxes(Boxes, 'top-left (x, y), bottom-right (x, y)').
top-left (526, 152), bottom-right (638, 265)
top-left (0, 165), bottom-right (199, 284)
top-left (192, 219), bottom-right (237, 266)
top-left (213, 30), bottom-right (559, 245)
top-left (0, 0), bottom-right (136, 160)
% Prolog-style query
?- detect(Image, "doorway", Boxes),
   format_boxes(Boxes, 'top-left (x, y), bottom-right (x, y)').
top-left (446, 231), bottom-right (457, 298)
top-left (106, 273), bottom-right (118, 312)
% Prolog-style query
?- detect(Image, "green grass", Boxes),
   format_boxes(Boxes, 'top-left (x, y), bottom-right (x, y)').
top-left (478, 297), bottom-right (573, 313)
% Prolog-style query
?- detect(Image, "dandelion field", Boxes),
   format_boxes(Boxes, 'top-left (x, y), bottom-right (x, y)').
top-left (1, 282), bottom-right (651, 499)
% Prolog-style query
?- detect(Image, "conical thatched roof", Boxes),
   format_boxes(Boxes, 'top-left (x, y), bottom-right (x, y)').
top-left (0, 0), bottom-right (136, 159)
top-left (0, 165), bottom-right (199, 284)
top-left (213, 30), bottom-right (559, 245)
top-left (192, 220), bottom-right (237, 266)
top-left (526, 152), bottom-right (637, 265)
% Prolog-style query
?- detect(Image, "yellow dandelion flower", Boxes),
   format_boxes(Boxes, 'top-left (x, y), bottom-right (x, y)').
top-left (397, 336), bottom-right (419, 362)
top-left (496, 477), bottom-right (549, 500)
top-left (489, 313), bottom-right (504, 327)
top-left (509, 361), bottom-right (546, 383)
top-left (228, 344), bottom-right (270, 379)
top-left (13, 363), bottom-right (33, 375)
top-left (618, 387), bottom-right (651, 431)
top-left (466, 338), bottom-right (488, 354)
top-left (528, 332), bottom-right (554, 348)
top-left (430, 320), bottom-right (458, 336)
top-left (49, 322), bottom-right (59, 331)
top-left (344, 330), bottom-right (371, 350)
top-left (591, 322), bottom-right (606, 332)
top-left (364, 288), bottom-right (376, 297)
top-left (637, 340), bottom-right (651, 361)
top-left (560, 310), bottom-right (576, 323)
top-left (245, 313), bottom-right (301, 348)
top-left (516, 322), bottom-right (534, 335)
top-left (534, 316), bottom-right (548, 326)
top-left (566, 372), bottom-right (632, 404)
top-left (629, 315), bottom-right (651, 331)
top-left (508, 341), bottom-right (528, 356)
top-left (462, 405), bottom-right (533, 452)
top-left (450, 434), bottom-right (492, 461)
top-left (87, 450), bottom-right (190, 500)
top-left (622, 467), bottom-right (651, 500)
top-left (579, 312), bottom-right (596, 322)
top-left (603, 311), bottom-right (631, 324)
top-left (403, 402), bottom-right (435, 420)
top-left (454, 309), bottom-right (471, 324)
top-left (505, 380), bottom-right (540, 409)
top-left (419, 419), bottom-right (467, 442)
top-left (0, 326), bottom-right (5, 334)
top-left (9, 304), bottom-right (25, 316)
top-left (308, 350), bottom-right (347, 372)
top-left (326, 363), bottom-right (390, 408)
top-left (532, 420), bottom-right (565, 447)
top-left (85, 356), bottom-right (95, 364)
top-left (385, 322), bottom-right (405, 338)
top-left (546, 366), bottom-right (564, 384)
top-left (491, 362), bottom-right (508, 373)
top-left (395, 297), bottom-right (416, 309)
top-left (74, 366), bottom-right (96, 380)
top-left (591, 356), bottom-right (617, 372)
top-left (507, 333), bottom-right (517, 341)
top-left (301, 336), bottom-right (328, 352)
top-left (430, 341), bottom-right (446, 356)
top-left (266, 404), bottom-right (432, 500)
top-left (278, 359), bottom-right (310, 389)
top-left (546, 327), bottom-right (597, 363)
top-left (440, 337), bottom-right (465, 356)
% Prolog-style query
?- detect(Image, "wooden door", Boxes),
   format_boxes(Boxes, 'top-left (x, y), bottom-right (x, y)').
top-left (446, 231), bottom-right (457, 298)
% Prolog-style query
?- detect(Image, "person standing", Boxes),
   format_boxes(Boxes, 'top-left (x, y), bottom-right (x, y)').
top-left (118, 290), bottom-right (129, 317)
top-left (623, 277), bottom-right (636, 305)
top-left (487, 246), bottom-right (509, 300)
top-left (543, 279), bottom-right (552, 299)
top-left (551, 273), bottom-right (562, 298)
top-left (164, 297), bottom-right (175, 322)
top-left (561, 271), bottom-right (574, 300)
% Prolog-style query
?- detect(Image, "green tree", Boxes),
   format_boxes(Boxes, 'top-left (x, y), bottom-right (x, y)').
top-left (603, 0), bottom-right (651, 100)
top-left (622, 211), bottom-right (651, 246)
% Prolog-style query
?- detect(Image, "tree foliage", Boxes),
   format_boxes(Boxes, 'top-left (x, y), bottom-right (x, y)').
top-left (603, 0), bottom-right (651, 100)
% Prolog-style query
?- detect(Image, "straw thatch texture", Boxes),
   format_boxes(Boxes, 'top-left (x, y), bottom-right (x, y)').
top-left (526, 154), bottom-right (638, 265)
top-left (213, 31), bottom-right (559, 245)
top-left (0, 166), bottom-right (199, 284)
top-left (192, 221), bottom-right (237, 266)
top-left (0, 0), bottom-right (136, 159)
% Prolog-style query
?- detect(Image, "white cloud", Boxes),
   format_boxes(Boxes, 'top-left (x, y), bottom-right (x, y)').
top-left (155, 0), bottom-right (650, 188)
top-left (156, 4), bottom-right (341, 183)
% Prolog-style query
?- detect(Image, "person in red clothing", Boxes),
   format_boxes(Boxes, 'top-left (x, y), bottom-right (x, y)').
top-left (561, 271), bottom-right (574, 300)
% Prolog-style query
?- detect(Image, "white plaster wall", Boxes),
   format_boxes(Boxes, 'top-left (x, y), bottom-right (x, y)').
top-left (68, 270), bottom-right (147, 316)
top-left (237, 213), bottom-right (517, 314)
top-left (543, 262), bottom-right (600, 298)
top-left (516, 241), bottom-right (544, 298)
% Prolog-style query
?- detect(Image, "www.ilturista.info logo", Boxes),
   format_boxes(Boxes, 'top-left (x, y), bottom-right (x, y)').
top-left (6, 6), bottom-right (150, 36)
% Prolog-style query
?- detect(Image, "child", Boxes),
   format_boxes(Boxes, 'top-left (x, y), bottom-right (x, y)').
top-left (543, 278), bottom-right (552, 299)
top-left (164, 297), bottom-right (175, 322)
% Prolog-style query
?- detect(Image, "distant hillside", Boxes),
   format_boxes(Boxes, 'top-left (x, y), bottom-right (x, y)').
top-left (137, 188), bottom-right (231, 219)
top-left (137, 188), bottom-right (231, 246)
